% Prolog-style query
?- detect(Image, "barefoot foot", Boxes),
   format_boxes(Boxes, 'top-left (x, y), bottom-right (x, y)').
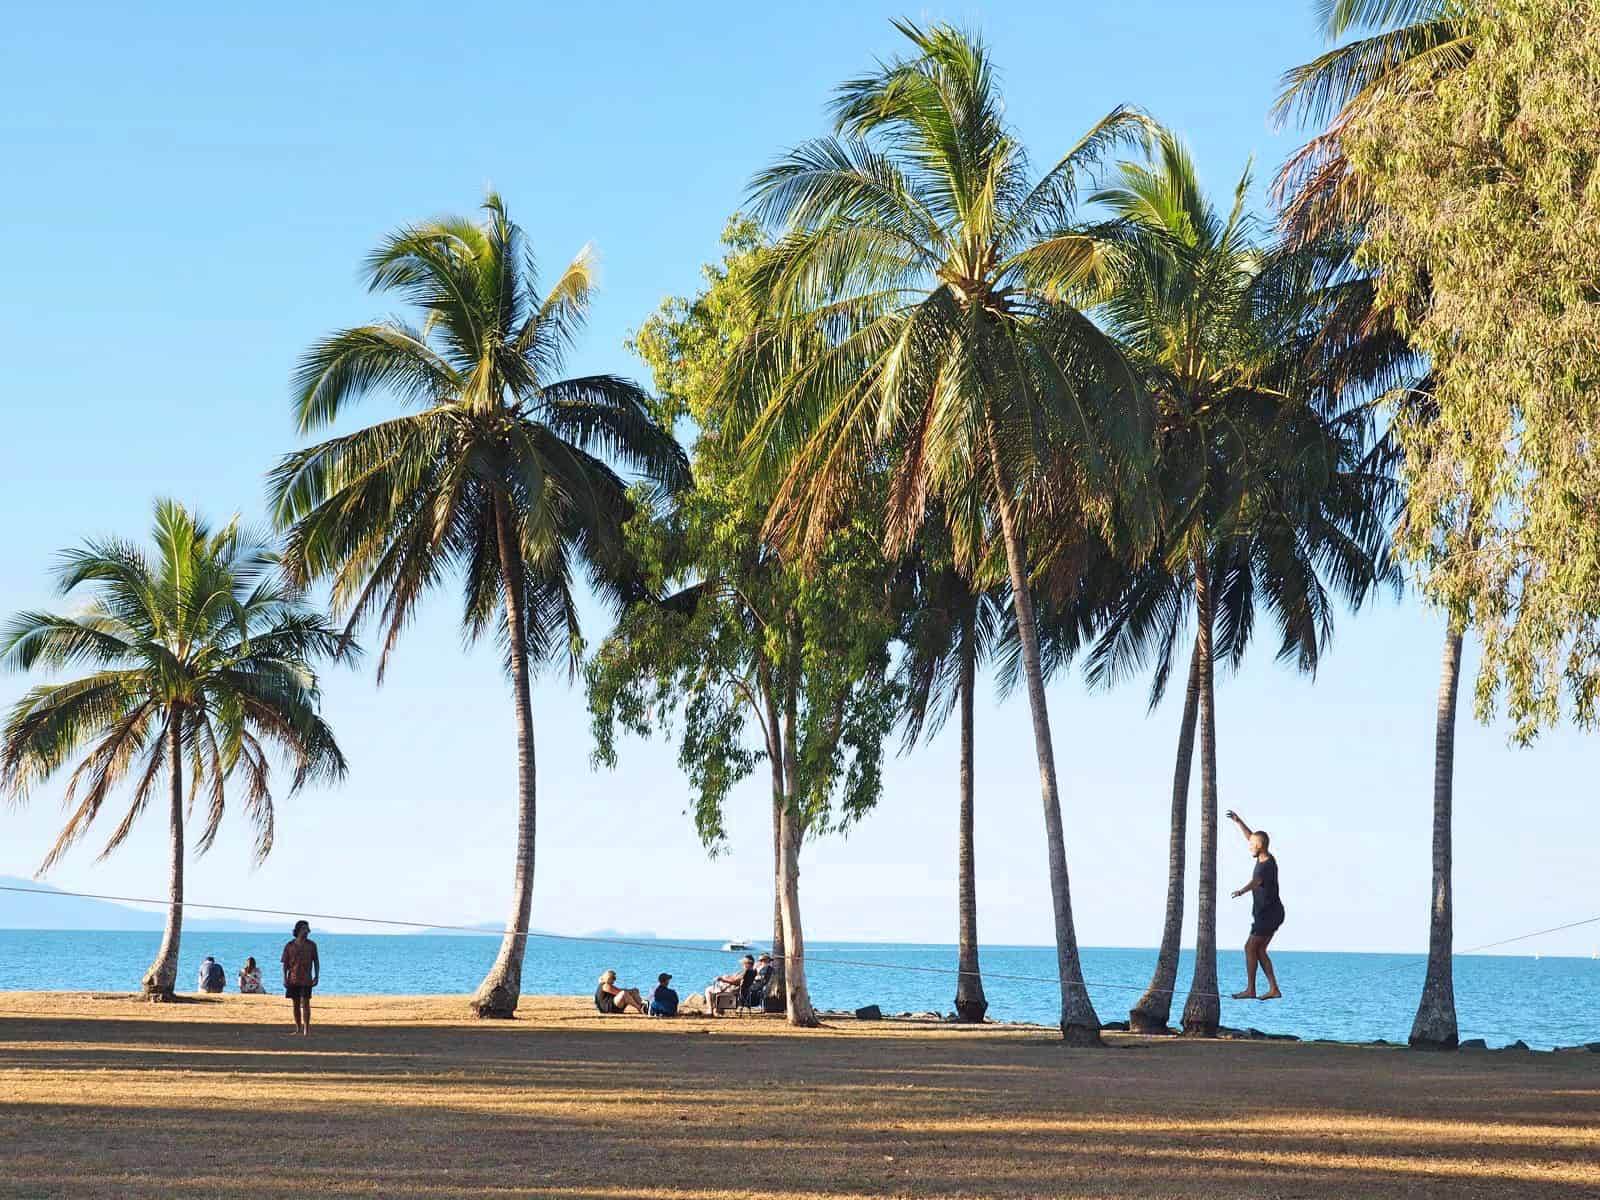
top-left (1231, 990), bottom-right (1257, 1000)
top-left (1259, 989), bottom-right (1282, 1001)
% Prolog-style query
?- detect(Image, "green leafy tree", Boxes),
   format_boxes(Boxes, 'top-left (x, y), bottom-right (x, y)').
top-left (1349, 0), bottom-right (1600, 737)
top-left (1277, 1), bottom-right (1481, 1049)
top-left (1345, 0), bottom-right (1600, 1043)
top-left (1085, 132), bottom-right (1398, 1034)
top-left (1, 501), bottom-right (348, 996)
top-left (270, 194), bottom-right (688, 1018)
top-left (588, 222), bottom-right (900, 1026)
top-left (726, 20), bottom-right (1156, 1045)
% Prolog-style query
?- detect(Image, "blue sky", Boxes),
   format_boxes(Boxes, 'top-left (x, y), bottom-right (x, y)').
top-left (2, 1), bottom-right (1595, 959)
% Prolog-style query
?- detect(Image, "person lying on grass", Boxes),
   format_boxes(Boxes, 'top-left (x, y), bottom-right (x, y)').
top-left (595, 969), bottom-right (647, 1014)
top-left (1227, 810), bottom-right (1284, 1001)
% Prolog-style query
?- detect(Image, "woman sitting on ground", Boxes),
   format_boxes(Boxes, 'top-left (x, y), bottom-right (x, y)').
top-left (705, 954), bottom-right (755, 1014)
top-left (594, 969), bottom-right (646, 1015)
top-left (238, 957), bottom-right (265, 994)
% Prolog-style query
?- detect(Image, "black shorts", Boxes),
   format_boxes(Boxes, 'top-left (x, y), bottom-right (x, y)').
top-left (285, 984), bottom-right (315, 1000)
top-left (1251, 906), bottom-right (1285, 939)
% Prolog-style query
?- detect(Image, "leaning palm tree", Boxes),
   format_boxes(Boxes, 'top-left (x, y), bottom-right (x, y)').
top-left (727, 21), bottom-right (1155, 1043)
top-left (1085, 132), bottom-right (1398, 1034)
top-left (270, 194), bottom-right (689, 1018)
top-left (1, 500), bottom-right (347, 997)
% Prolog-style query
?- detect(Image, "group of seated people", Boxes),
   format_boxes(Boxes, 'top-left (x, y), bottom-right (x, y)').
top-left (196, 955), bottom-right (266, 994)
top-left (594, 953), bottom-right (775, 1017)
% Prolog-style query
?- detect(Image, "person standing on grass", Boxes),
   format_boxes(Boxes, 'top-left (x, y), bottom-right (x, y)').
top-left (1227, 810), bottom-right (1284, 1001)
top-left (282, 920), bottom-right (319, 1035)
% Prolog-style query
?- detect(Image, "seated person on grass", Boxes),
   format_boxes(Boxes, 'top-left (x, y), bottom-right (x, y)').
top-left (595, 969), bottom-right (647, 1015)
top-left (238, 957), bottom-right (265, 994)
top-left (649, 972), bottom-right (679, 1017)
top-left (197, 956), bottom-right (226, 994)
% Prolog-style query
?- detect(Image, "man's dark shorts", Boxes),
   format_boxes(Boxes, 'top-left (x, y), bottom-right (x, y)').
top-left (1251, 905), bottom-right (1285, 939)
top-left (285, 984), bottom-right (314, 1000)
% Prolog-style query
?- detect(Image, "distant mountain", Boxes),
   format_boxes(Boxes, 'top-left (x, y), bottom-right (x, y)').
top-left (0, 876), bottom-right (285, 933)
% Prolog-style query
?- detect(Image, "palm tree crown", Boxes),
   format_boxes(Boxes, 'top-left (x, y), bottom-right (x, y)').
top-left (1089, 132), bottom-right (1397, 700)
top-left (2, 500), bottom-right (348, 871)
top-left (732, 21), bottom-right (1153, 560)
top-left (272, 192), bottom-right (689, 672)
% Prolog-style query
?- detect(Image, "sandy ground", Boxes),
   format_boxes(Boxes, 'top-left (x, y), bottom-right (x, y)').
top-left (1, 993), bottom-right (1597, 1199)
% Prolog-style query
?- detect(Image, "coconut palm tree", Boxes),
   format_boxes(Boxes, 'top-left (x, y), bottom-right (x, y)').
top-left (0, 500), bottom-right (348, 997)
top-left (894, 542), bottom-right (1008, 1022)
top-left (270, 194), bottom-right (689, 1018)
top-left (1085, 132), bottom-right (1399, 1034)
top-left (726, 21), bottom-right (1155, 1044)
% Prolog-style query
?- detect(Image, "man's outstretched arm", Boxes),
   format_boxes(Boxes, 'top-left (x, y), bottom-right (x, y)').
top-left (1225, 809), bottom-right (1253, 841)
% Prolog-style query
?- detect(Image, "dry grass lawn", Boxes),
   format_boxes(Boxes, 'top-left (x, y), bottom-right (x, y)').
top-left (1, 993), bottom-right (1597, 1198)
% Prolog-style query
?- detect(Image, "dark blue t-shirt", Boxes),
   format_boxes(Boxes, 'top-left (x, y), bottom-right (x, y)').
top-left (1252, 856), bottom-right (1282, 916)
top-left (650, 985), bottom-right (679, 1015)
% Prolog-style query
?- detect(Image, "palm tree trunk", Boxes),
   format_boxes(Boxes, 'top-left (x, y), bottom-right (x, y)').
top-left (1181, 555), bottom-right (1221, 1036)
top-left (779, 646), bottom-right (819, 1027)
top-left (470, 493), bottom-right (538, 1019)
top-left (954, 608), bottom-right (988, 1022)
top-left (984, 417), bottom-right (1101, 1045)
top-left (1409, 621), bottom-right (1463, 1049)
top-left (141, 714), bottom-right (184, 999)
top-left (1129, 640), bottom-right (1201, 1034)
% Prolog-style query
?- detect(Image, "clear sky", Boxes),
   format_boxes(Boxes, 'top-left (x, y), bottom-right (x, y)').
top-left (2, 2), bottom-right (1595, 959)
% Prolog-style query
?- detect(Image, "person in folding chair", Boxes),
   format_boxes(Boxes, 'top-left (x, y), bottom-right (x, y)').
top-left (706, 955), bottom-right (754, 1016)
top-left (737, 953), bottom-right (775, 1013)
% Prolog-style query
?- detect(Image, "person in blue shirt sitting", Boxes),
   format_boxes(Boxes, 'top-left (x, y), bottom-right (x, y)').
top-left (197, 956), bottom-right (226, 994)
top-left (648, 972), bottom-right (679, 1017)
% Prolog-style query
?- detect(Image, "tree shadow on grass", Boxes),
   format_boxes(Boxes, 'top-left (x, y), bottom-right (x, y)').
top-left (2, 1013), bottom-right (1598, 1198)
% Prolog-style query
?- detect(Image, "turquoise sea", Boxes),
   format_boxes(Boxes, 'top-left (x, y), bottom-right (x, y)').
top-left (0, 930), bottom-right (1595, 1049)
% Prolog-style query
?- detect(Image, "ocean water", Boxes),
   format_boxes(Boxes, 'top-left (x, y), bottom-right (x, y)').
top-left (1, 930), bottom-right (1596, 1049)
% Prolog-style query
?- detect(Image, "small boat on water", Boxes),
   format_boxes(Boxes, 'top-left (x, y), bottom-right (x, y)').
top-left (721, 940), bottom-right (752, 952)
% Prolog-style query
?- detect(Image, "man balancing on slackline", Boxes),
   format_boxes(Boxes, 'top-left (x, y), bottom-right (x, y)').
top-left (1226, 809), bottom-right (1284, 1001)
